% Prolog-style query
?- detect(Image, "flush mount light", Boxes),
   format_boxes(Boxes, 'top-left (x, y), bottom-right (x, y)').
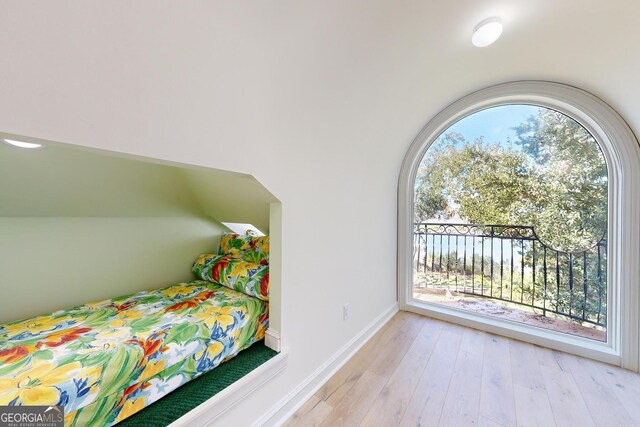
top-left (2, 138), bottom-right (44, 149)
top-left (472, 17), bottom-right (503, 47)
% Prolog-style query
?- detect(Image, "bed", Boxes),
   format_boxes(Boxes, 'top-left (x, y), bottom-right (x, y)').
top-left (0, 232), bottom-right (270, 426)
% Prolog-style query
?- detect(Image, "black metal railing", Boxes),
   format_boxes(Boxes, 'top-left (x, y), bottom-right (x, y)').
top-left (413, 222), bottom-right (607, 327)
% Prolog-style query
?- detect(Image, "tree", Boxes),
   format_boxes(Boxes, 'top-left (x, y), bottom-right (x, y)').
top-left (513, 108), bottom-right (607, 251)
top-left (415, 108), bottom-right (607, 252)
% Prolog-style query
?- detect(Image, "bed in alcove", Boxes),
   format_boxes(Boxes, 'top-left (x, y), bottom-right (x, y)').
top-left (0, 136), bottom-right (283, 426)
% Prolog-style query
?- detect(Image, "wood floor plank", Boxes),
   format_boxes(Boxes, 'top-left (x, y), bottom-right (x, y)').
top-left (368, 313), bottom-right (425, 378)
top-left (478, 415), bottom-right (503, 427)
top-left (535, 345), bottom-right (568, 372)
top-left (318, 370), bottom-right (387, 427)
top-left (509, 340), bottom-right (555, 427)
top-left (359, 319), bottom-right (445, 427)
top-left (439, 327), bottom-right (485, 427)
top-left (285, 395), bottom-right (321, 421)
top-left (556, 352), bottom-right (634, 426)
top-left (316, 312), bottom-right (407, 405)
top-left (540, 364), bottom-right (595, 427)
top-left (510, 340), bottom-right (546, 389)
top-left (398, 322), bottom-right (465, 427)
top-left (512, 384), bottom-right (555, 427)
top-left (285, 311), bottom-right (640, 427)
top-left (479, 334), bottom-right (516, 427)
top-left (283, 396), bottom-right (333, 427)
top-left (595, 361), bottom-right (640, 424)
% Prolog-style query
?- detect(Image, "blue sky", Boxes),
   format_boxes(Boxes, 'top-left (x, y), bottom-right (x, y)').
top-left (441, 104), bottom-right (539, 146)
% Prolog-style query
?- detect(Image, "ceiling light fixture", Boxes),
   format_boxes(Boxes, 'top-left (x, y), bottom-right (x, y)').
top-left (472, 17), bottom-right (503, 47)
top-left (3, 138), bottom-right (44, 149)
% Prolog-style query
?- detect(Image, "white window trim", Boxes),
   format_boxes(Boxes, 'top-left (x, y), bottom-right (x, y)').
top-left (397, 81), bottom-right (640, 370)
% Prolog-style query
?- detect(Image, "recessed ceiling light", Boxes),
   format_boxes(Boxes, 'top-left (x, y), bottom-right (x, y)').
top-left (2, 138), bottom-right (44, 149)
top-left (472, 17), bottom-right (503, 47)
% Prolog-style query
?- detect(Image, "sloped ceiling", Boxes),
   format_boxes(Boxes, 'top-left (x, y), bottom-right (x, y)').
top-left (181, 168), bottom-right (277, 232)
top-left (0, 138), bottom-right (278, 231)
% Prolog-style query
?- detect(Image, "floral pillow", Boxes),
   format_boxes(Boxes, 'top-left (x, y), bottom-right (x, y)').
top-left (219, 232), bottom-right (269, 265)
top-left (193, 254), bottom-right (269, 301)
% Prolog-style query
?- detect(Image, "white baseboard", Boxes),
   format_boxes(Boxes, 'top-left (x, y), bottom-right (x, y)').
top-left (253, 302), bottom-right (399, 427)
top-left (265, 328), bottom-right (281, 352)
top-left (169, 351), bottom-right (289, 427)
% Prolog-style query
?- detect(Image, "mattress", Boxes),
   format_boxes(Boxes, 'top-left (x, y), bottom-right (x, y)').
top-left (0, 280), bottom-right (269, 426)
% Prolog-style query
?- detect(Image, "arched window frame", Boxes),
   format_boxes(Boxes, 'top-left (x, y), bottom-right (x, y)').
top-left (398, 81), bottom-right (640, 370)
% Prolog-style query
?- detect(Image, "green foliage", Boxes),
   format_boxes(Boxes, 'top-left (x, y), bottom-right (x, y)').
top-left (415, 248), bottom-right (607, 326)
top-left (416, 109), bottom-right (607, 252)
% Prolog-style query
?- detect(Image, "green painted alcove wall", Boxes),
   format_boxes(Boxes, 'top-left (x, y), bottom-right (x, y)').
top-left (0, 137), bottom-right (279, 324)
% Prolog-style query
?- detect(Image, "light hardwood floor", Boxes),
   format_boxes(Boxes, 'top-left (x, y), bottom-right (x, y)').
top-left (283, 311), bottom-right (640, 427)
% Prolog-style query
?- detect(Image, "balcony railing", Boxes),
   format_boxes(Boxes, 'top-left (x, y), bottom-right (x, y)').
top-left (413, 222), bottom-right (607, 327)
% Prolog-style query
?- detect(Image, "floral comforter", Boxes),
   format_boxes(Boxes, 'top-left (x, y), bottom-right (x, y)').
top-left (0, 281), bottom-right (269, 426)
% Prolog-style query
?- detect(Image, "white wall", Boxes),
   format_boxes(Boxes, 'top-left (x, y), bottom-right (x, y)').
top-left (0, 1), bottom-right (638, 425)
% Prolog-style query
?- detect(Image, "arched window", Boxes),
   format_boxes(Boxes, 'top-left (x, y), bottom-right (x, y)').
top-left (398, 82), bottom-right (640, 370)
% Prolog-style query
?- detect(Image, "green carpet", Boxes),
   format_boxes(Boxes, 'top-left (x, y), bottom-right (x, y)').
top-left (117, 341), bottom-right (278, 427)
